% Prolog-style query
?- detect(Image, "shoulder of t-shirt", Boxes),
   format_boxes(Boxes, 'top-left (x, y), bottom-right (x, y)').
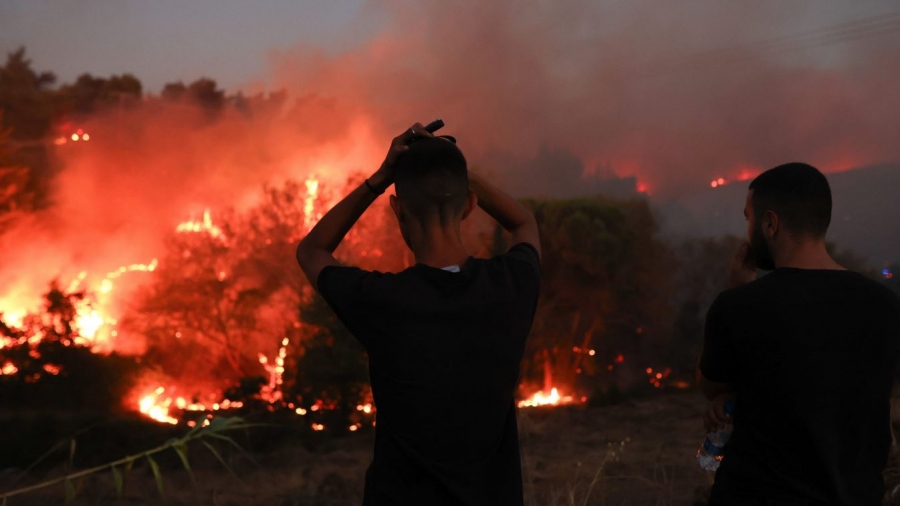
top-left (505, 242), bottom-right (540, 263)
top-left (807, 269), bottom-right (899, 302)
top-left (851, 274), bottom-right (900, 307)
top-left (501, 242), bottom-right (540, 274)
top-left (317, 264), bottom-right (388, 297)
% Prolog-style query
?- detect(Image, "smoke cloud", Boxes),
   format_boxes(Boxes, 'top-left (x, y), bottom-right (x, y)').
top-left (268, 0), bottom-right (900, 197)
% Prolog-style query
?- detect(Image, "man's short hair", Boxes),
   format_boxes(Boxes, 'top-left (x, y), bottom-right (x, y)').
top-left (394, 138), bottom-right (469, 226)
top-left (749, 162), bottom-right (832, 239)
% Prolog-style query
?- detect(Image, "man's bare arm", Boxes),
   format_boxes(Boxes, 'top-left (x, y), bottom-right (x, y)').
top-left (296, 182), bottom-right (378, 291)
top-left (697, 372), bottom-right (737, 431)
top-left (697, 371), bottom-right (734, 401)
top-left (296, 123), bottom-right (432, 290)
top-left (468, 172), bottom-right (541, 258)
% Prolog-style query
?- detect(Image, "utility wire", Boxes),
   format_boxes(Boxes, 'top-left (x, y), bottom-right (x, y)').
top-left (630, 11), bottom-right (900, 79)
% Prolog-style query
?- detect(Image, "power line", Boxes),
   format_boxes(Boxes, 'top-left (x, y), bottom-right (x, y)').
top-left (632, 11), bottom-right (900, 79)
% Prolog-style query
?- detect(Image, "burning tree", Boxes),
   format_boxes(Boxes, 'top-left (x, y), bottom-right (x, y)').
top-left (520, 196), bottom-right (674, 401)
top-left (122, 182), bottom-right (314, 401)
top-left (119, 177), bottom-right (399, 427)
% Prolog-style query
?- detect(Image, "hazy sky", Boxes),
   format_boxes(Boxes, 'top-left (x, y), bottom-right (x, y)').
top-left (2, 1), bottom-right (898, 93)
top-left (0, 0), bottom-right (374, 92)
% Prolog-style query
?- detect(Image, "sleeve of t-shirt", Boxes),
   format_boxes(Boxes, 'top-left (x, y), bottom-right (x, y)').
top-left (699, 293), bottom-right (737, 384)
top-left (506, 242), bottom-right (541, 279)
top-left (316, 265), bottom-right (379, 337)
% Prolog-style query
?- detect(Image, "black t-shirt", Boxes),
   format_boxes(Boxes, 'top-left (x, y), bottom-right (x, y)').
top-left (700, 268), bottom-right (900, 505)
top-left (318, 243), bottom-right (541, 506)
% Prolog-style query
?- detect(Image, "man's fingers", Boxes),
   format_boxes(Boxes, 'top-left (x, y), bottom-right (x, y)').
top-left (390, 122), bottom-right (436, 150)
top-left (405, 123), bottom-right (434, 142)
top-left (383, 122), bottom-right (435, 169)
top-left (715, 403), bottom-right (728, 422)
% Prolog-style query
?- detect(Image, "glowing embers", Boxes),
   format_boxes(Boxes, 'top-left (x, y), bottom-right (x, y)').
top-left (176, 209), bottom-right (224, 240)
top-left (1, 362), bottom-right (18, 375)
top-left (645, 367), bottom-right (673, 388)
top-left (55, 128), bottom-right (92, 145)
top-left (710, 177), bottom-right (727, 188)
top-left (518, 387), bottom-right (576, 408)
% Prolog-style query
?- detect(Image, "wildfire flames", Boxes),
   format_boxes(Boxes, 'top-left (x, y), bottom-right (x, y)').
top-left (518, 388), bottom-right (576, 408)
top-left (1, 175), bottom-right (352, 427)
top-left (138, 386), bottom-right (245, 426)
top-left (0, 167), bottom-right (683, 428)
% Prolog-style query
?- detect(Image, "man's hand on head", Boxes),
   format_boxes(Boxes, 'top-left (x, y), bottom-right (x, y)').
top-left (296, 121), bottom-right (440, 290)
top-left (369, 123), bottom-right (434, 193)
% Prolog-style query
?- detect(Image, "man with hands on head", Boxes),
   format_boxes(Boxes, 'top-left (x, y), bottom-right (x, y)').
top-left (698, 162), bottom-right (900, 505)
top-left (296, 122), bottom-right (541, 506)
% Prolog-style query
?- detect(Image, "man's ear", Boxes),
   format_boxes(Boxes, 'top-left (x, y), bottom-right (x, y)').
top-left (461, 192), bottom-right (478, 220)
top-left (763, 210), bottom-right (779, 239)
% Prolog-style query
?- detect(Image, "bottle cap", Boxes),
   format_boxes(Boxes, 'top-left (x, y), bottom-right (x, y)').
top-left (724, 399), bottom-right (736, 415)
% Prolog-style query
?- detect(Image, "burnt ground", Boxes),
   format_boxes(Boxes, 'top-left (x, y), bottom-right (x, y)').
top-left (5, 390), bottom-right (900, 505)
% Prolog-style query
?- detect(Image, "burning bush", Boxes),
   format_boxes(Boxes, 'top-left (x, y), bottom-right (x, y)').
top-left (0, 284), bottom-right (141, 412)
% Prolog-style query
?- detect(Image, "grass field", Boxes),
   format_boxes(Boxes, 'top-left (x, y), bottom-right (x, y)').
top-left (0, 391), bottom-right (716, 505)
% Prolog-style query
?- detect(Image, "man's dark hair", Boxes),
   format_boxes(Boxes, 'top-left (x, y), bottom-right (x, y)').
top-left (394, 138), bottom-right (469, 226)
top-left (749, 162), bottom-right (832, 238)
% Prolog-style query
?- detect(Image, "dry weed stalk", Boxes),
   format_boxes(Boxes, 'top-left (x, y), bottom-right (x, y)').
top-left (0, 416), bottom-right (254, 505)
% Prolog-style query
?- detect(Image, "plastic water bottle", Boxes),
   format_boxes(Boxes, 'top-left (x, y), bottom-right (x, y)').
top-left (697, 399), bottom-right (736, 471)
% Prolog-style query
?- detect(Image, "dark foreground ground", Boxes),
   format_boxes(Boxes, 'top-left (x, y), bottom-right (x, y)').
top-left (3, 390), bottom-right (900, 505)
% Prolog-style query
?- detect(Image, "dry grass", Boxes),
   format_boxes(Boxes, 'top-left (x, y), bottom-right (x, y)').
top-left (1, 391), bottom-right (718, 505)
top-left (8, 391), bottom-right (900, 504)
top-left (518, 392), bottom-right (712, 506)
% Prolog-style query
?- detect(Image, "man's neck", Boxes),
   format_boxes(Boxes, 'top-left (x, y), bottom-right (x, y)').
top-left (409, 226), bottom-right (469, 268)
top-left (774, 239), bottom-right (844, 270)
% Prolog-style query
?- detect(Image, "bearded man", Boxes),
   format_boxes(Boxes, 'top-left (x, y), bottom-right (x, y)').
top-left (698, 162), bottom-right (900, 505)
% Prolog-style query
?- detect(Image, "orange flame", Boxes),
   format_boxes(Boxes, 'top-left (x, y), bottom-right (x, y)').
top-left (304, 175), bottom-right (321, 229)
top-left (135, 385), bottom-right (247, 425)
top-left (518, 387), bottom-right (575, 408)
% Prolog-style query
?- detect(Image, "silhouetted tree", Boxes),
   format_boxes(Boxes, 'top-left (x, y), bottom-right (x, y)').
top-left (0, 112), bottom-right (33, 231)
top-left (0, 47), bottom-right (56, 140)
top-left (160, 81), bottom-right (187, 102)
top-left (59, 73), bottom-right (143, 115)
top-left (187, 78), bottom-right (225, 111)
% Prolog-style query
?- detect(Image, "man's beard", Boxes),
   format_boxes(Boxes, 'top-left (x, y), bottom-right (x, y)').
top-left (750, 222), bottom-right (776, 271)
